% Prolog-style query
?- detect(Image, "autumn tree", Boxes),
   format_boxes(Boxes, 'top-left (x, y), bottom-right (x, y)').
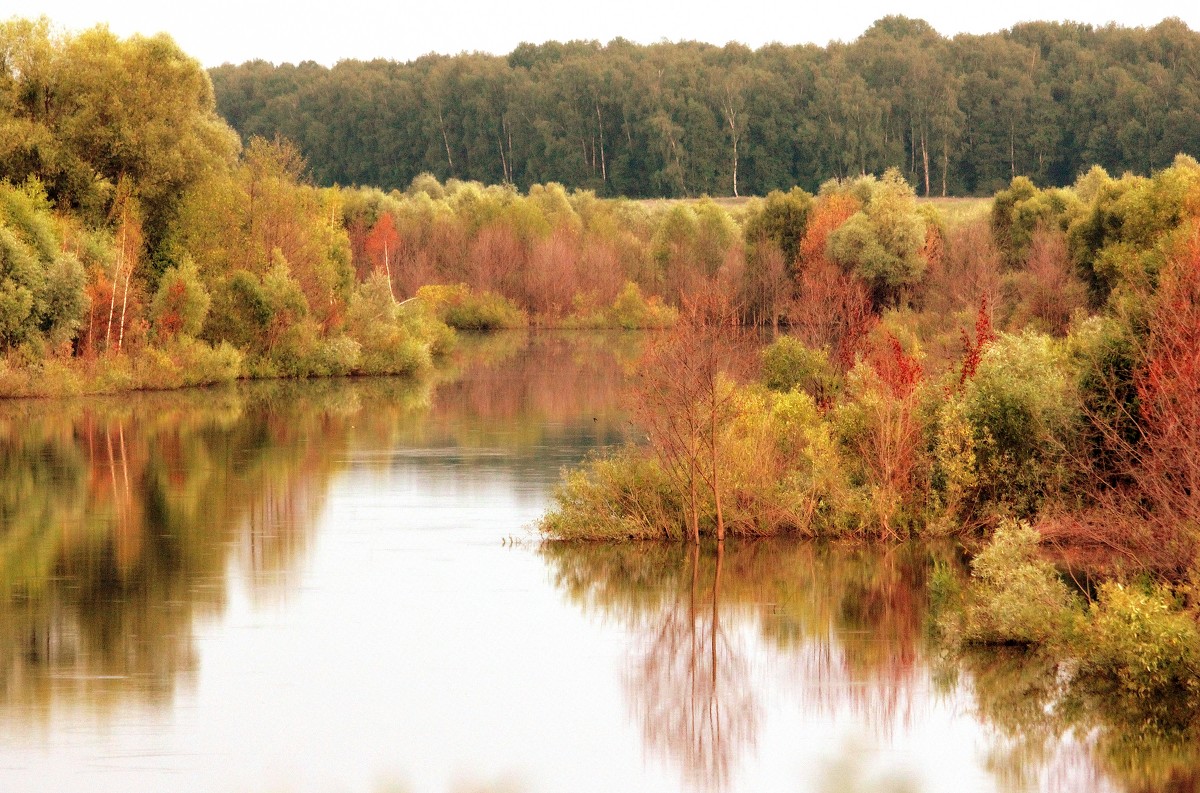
top-left (0, 181), bottom-right (88, 353)
top-left (363, 211), bottom-right (401, 301)
top-left (635, 290), bottom-right (749, 543)
top-left (826, 170), bottom-right (928, 307)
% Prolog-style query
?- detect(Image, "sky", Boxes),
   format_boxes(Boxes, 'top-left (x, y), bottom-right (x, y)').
top-left (13, 0), bottom-right (1200, 67)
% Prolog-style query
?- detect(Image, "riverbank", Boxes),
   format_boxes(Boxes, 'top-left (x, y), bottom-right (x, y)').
top-left (538, 157), bottom-right (1200, 721)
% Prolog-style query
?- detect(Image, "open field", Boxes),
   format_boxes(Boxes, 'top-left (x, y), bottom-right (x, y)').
top-left (634, 194), bottom-right (991, 227)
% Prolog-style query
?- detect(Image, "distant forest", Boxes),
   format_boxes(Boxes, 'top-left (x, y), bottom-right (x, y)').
top-left (210, 16), bottom-right (1200, 198)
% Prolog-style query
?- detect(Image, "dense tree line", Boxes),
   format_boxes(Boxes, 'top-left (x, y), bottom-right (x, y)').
top-left (210, 17), bottom-right (1200, 198)
top-left (0, 19), bottom-right (451, 394)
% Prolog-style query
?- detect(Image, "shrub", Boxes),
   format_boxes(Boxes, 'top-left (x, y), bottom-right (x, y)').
top-left (344, 274), bottom-right (438, 375)
top-left (760, 336), bottom-right (838, 402)
top-left (990, 176), bottom-right (1078, 269)
top-left (415, 283), bottom-right (527, 330)
top-left (826, 169), bottom-right (927, 307)
top-left (566, 281), bottom-right (677, 329)
top-left (960, 520), bottom-right (1082, 645)
top-left (539, 450), bottom-right (683, 541)
top-left (150, 258), bottom-right (211, 340)
top-left (271, 319), bottom-right (359, 378)
top-left (1003, 229), bottom-right (1088, 336)
top-left (743, 187), bottom-right (815, 272)
top-left (1086, 583), bottom-right (1200, 698)
top-left (202, 270), bottom-right (273, 352)
top-left (937, 331), bottom-right (1079, 517)
top-left (832, 335), bottom-right (929, 537)
top-left (789, 260), bottom-right (875, 371)
top-left (0, 182), bottom-right (89, 352)
top-left (131, 338), bottom-right (243, 389)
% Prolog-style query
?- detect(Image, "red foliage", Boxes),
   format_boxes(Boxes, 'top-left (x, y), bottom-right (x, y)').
top-left (871, 334), bottom-right (924, 399)
top-left (577, 238), bottom-right (626, 309)
top-left (468, 222), bottom-right (525, 295)
top-left (790, 260), bottom-right (876, 371)
top-left (78, 273), bottom-right (114, 358)
top-left (1133, 225), bottom-right (1200, 522)
top-left (855, 332), bottom-right (927, 538)
top-left (364, 212), bottom-right (403, 298)
top-left (743, 238), bottom-right (789, 328)
top-left (920, 222), bottom-right (944, 270)
top-left (1012, 229), bottom-right (1087, 335)
top-left (155, 281), bottom-right (188, 339)
top-left (524, 227), bottom-right (580, 317)
top-left (1047, 222), bottom-right (1200, 576)
top-left (918, 219), bottom-right (1001, 318)
top-left (959, 295), bottom-right (996, 385)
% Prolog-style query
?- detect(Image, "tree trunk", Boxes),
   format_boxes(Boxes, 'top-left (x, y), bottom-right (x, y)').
top-left (921, 128), bottom-right (931, 197)
top-left (438, 108), bottom-right (454, 173)
top-left (942, 135), bottom-right (949, 197)
top-left (723, 103), bottom-right (740, 198)
top-left (384, 241), bottom-right (396, 303)
top-left (688, 454), bottom-right (700, 544)
top-left (117, 268), bottom-right (131, 351)
top-left (596, 103), bottom-right (607, 183)
top-left (105, 214), bottom-right (126, 352)
top-left (1010, 121), bottom-right (1016, 179)
top-left (498, 134), bottom-right (509, 183)
top-left (506, 120), bottom-right (515, 182)
top-left (711, 403), bottom-right (725, 542)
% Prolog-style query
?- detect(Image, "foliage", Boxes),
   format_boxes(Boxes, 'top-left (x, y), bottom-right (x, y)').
top-left (150, 258), bottom-right (210, 340)
top-left (936, 331), bottom-right (1078, 517)
top-left (761, 336), bottom-right (839, 402)
top-left (1066, 156), bottom-right (1200, 305)
top-left (415, 283), bottom-right (527, 330)
top-left (833, 334), bottom-right (929, 536)
top-left (565, 281), bottom-right (678, 329)
top-left (539, 450), bottom-right (684, 541)
top-left (0, 182), bottom-right (89, 351)
top-left (827, 170), bottom-right (929, 306)
top-left (541, 384), bottom-right (836, 541)
top-left (211, 20), bottom-right (1200, 199)
top-left (343, 273), bottom-right (440, 375)
top-left (990, 176), bottom-right (1078, 269)
top-left (0, 20), bottom-right (239, 258)
top-left (743, 188), bottom-right (814, 271)
top-left (958, 520), bottom-right (1082, 645)
top-left (1086, 583), bottom-right (1200, 698)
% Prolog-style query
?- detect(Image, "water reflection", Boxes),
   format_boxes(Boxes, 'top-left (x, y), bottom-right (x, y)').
top-left (0, 331), bottom-right (639, 724)
top-left (542, 541), bottom-right (944, 791)
top-left (948, 643), bottom-right (1200, 793)
top-left (626, 545), bottom-right (756, 791)
top-left (0, 382), bottom-right (416, 719)
top-left (543, 540), bottom-right (1200, 793)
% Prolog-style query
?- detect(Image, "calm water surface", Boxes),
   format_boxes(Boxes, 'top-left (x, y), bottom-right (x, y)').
top-left (0, 332), bottom-right (1190, 792)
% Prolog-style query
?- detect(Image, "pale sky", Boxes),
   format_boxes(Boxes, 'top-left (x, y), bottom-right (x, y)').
top-left (12, 0), bottom-right (1200, 67)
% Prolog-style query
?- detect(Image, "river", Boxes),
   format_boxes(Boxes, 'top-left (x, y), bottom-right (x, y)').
top-left (0, 332), bottom-right (1188, 792)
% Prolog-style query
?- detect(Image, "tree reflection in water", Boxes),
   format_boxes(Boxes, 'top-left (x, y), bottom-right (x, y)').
top-left (543, 539), bottom-right (1200, 793)
top-left (541, 540), bottom-right (946, 791)
top-left (626, 543), bottom-right (757, 791)
top-left (0, 331), bottom-right (641, 725)
top-left (945, 643), bottom-right (1200, 793)
top-left (0, 379), bottom-right (431, 720)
